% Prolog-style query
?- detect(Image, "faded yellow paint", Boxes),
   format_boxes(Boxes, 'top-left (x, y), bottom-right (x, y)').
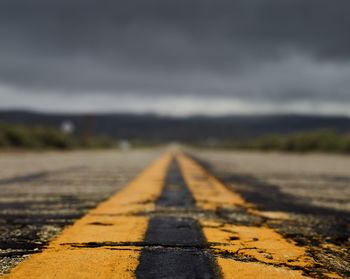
top-left (177, 154), bottom-right (314, 278)
top-left (322, 273), bottom-right (343, 279)
top-left (201, 220), bottom-right (312, 268)
top-left (253, 210), bottom-right (292, 220)
top-left (177, 154), bottom-right (247, 210)
top-left (56, 215), bottom-right (148, 244)
top-left (217, 258), bottom-right (307, 279)
top-left (3, 248), bottom-right (140, 279)
top-left (92, 152), bottom-right (172, 216)
top-left (3, 152), bottom-right (172, 279)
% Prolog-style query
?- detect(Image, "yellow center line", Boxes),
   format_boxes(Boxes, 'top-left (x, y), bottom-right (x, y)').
top-left (177, 153), bottom-right (249, 210)
top-left (177, 153), bottom-right (316, 278)
top-left (3, 152), bottom-right (173, 279)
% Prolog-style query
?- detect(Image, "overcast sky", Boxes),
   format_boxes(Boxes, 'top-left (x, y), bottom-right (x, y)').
top-left (0, 0), bottom-right (349, 116)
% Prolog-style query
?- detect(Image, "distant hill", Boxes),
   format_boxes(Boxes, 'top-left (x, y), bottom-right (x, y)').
top-left (1, 110), bottom-right (350, 141)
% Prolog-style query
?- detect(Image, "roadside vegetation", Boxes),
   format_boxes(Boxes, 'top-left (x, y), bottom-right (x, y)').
top-left (197, 130), bottom-right (350, 153)
top-left (0, 123), bottom-right (117, 150)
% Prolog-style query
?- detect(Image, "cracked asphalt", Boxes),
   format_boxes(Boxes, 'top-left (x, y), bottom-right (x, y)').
top-left (0, 149), bottom-right (349, 278)
top-left (191, 149), bottom-right (350, 278)
top-left (0, 149), bottom-right (162, 275)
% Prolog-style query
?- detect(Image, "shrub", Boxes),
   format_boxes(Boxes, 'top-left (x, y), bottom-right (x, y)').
top-left (198, 130), bottom-right (350, 154)
top-left (5, 125), bottom-right (42, 148)
top-left (0, 123), bottom-right (116, 150)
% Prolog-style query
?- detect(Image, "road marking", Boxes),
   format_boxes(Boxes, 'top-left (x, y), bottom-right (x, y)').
top-left (177, 154), bottom-right (248, 211)
top-left (135, 160), bottom-right (220, 278)
top-left (177, 154), bottom-right (314, 278)
top-left (3, 153), bottom-right (172, 279)
top-left (2, 151), bottom-right (341, 278)
top-left (216, 259), bottom-right (307, 279)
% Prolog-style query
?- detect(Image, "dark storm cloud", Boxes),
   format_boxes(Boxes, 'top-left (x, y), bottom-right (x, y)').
top-left (0, 0), bottom-right (350, 114)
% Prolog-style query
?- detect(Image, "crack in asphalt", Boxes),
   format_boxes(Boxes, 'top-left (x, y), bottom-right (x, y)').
top-left (60, 241), bottom-right (229, 249)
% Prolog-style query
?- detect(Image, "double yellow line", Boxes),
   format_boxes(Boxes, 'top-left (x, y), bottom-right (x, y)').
top-left (4, 152), bottom-right (330, 278)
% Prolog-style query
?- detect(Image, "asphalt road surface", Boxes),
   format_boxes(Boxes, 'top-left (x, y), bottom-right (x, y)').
top-left (0, 148), bottom-right (349, 278)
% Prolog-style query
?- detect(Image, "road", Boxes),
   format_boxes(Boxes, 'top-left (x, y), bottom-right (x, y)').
top-left (0, 149), bottom-right (349, 278)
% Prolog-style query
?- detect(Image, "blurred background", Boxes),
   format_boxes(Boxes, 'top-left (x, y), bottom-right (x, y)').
top-left (1, 0), bottom-right (350, 152)
top-left (0, 2), bottom-right (349, 277)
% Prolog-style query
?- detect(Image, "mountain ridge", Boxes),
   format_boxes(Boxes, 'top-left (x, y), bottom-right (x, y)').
top-left (1, 110), bottom-right (349, 141)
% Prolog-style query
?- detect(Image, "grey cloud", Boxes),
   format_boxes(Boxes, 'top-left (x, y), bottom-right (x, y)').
top-left (0, 0), bottom-right (349, 114)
